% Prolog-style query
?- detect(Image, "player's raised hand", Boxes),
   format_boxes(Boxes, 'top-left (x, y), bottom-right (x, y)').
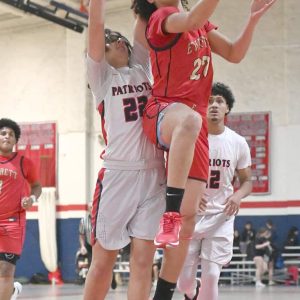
top-left (250, 0), bottom-right (277, 21)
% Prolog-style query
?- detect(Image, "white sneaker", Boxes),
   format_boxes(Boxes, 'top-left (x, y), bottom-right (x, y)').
top-left (255, 281), bottom-right (266, 287)
top-left (11, 282), bottom-right (22, 300)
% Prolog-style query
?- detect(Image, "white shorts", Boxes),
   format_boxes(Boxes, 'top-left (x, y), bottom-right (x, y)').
top-left (94, 166), bottom-right (166, 250)
top-left (187, 213), bottom-right (235, 266)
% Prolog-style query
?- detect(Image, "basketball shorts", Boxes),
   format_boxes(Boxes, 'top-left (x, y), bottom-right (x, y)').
top-left (91, 165), bottom-right (166, 250)
top-left (186, 213), bottom-right (235, 266)
top-left (0, 217), bottom-right (25, 258)
top-left (143, 101), bottom-right (209, 182)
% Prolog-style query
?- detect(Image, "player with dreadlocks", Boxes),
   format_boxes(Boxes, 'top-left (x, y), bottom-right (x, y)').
top-left (131, 0), bottom-right (276, 299)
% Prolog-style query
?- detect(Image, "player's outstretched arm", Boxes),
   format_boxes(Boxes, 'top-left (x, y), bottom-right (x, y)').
top-left (133, 14), bottom-right (149, 50)
top-left (88, 0), bottom-right (106, 62)
top-left (208, 0), bottom-right (277, 63)
top-left (164, 0), bottom-right (220, 33)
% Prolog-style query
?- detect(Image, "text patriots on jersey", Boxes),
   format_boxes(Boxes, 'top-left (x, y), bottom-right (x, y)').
top-left (112, 82), bottom-right (152, 96)
top-left (209, 159), bottom-right (231, 168)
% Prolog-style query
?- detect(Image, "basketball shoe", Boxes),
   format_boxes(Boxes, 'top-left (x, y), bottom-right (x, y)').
top-left (11, 282), bottom-right (22, 300)
top-left (154, 212), bottom-right (182, 248)
top-left (184, 278), bottom-right (201, 300)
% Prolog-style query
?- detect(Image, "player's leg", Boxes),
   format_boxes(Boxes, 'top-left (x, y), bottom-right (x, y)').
top-left (151, 103), bottom-right (203, 247)
top-left (0, 260), bottom-right (15, 300)
top-left (197, 259), bottom-right (222, 300)
top-left (254, 256), bottom-right (267, 287)
top-left (159, 103), bottom-right (202, 190)
top-left (128, 238), bottom-right (156, 300)
top-left (177, 238), bottom-right (201, 299)
top-left (153, 179), bottom-right (206, 300)
top-left (84, 168), bottom-right (121, 299)
top-left (83, 242), bottom-right (119, 300)
top-left (0, 220), bottom-right (23, 300)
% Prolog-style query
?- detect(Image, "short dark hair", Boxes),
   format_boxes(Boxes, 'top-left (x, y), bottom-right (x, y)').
top-left (131, 0), bottom-right (157, 21)
top-left (0, 118), bottom-right (21, 142)
top-left (131, 0), bottom-right (190, 21)
top-left (211, 82), bottom-right (235, 114)
top-left (104, 28), bottom-right (133, 57)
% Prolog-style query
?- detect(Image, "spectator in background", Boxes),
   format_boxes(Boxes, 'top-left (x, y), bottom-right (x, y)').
top-left (233, 229), bottom-right (242, 256)
top-left (0, 118), bottom-right (42, 300)
top-left (152, 250), bottom-right (162, 287)
top-left (229, 229), bottom-right (243, 270)
top-left (284, 226), bottom-right (299, 254)
top-left (241, 221), bottom-right (256, 260)
top-left (253, 227), bottom-right (273, 287)
top-left (265, 219), bottom-right (279, 285)
top-left (76, 203), bottom-right (93, 284)
top-left (233, 229), bottom-right (241, 250)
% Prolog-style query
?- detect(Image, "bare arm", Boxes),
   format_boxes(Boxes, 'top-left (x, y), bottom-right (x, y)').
top-left (88, 0), bottom-right (106, 62)
top-left (256, 241), bottom-right (271, 249)
top-left (208, 0), bottom-right (277, 63)
top-left (133, 14), bottom-right (149, 50)
top-left (164, 0), bottom-right (220, 33)
top-left (224, 167), bottom-right (252, 216)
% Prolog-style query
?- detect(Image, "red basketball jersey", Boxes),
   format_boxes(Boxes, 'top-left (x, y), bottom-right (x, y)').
top-left (0, 152), bottom-right (38, 221)
top-left (146, 6), bottom-right (216, 115)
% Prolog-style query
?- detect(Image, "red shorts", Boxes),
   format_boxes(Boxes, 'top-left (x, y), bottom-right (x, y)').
top-left (143, 101), bottom-right (209, 182)
top-left (0, 217), bottom-right (26, 255)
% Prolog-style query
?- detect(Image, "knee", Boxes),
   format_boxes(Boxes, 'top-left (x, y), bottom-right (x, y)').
top-left (179, 112), bottom-right (202, 140)
top-left (130, 256), bottom-right (152, 273)
top-left (88, 260), bottom-right (111, 278)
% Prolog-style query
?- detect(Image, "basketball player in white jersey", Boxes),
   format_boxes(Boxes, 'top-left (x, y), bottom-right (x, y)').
top-left (177, 82), bottom-right (253, 300)
top-left (83, 0), bottom-right (166, 299)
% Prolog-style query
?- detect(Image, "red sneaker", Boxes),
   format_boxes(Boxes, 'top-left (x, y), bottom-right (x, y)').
top-left (154, 212), bottom-right (182, 248)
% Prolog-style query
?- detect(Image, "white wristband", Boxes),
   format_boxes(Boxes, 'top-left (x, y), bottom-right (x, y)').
top-left (30, 195), bottom-right (37, 203)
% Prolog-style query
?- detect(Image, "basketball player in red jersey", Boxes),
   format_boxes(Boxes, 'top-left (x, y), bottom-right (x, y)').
top-left (132, 0), bottom-right (276, 299)
top-left (0, 118), bottom-right (42, 300)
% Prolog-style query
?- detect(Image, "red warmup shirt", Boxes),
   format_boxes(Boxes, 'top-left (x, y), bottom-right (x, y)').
top-left (146, 6), bottom-right (217, 116)
top-left (0, 152), bottom-right (38, 221)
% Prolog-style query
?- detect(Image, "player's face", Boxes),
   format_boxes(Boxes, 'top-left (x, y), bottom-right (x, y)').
top-left (207, 95), bottom-right (229, 123)
top-left (0, 127), bottom-right (16, 155)
top-left (105, 36), bottom-right (130, 68)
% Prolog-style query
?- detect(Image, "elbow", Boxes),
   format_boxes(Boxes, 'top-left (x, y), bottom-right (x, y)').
top-left (227, 54), bottom-right (244, 64)
top-left (224, 46), bottom-right (246, 64)
top-left (231, 57), bottom-right (244, 64)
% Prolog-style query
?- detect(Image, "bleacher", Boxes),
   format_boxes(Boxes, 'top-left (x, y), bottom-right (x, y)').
top-left (113, 246), bottom-right (300, 286)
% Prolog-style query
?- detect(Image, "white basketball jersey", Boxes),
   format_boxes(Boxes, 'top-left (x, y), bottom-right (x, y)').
top-left (204, 126), bottom-right (251, 215)
top-left (87, 42), bottom-right (164, 169)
